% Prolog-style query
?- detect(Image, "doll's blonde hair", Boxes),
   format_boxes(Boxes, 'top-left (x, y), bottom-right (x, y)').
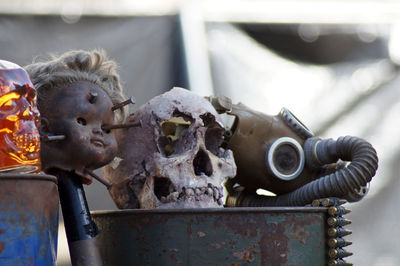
top-left (25, 49), bottom-right (126, 122)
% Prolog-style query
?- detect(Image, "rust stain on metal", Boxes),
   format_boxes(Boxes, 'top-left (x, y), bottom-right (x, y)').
top-left (209, 241), bottom-right (227, 249)
top-left (168, 248), bottom-right (182, 264)
top-left (214, 213), bottom-right (290, 264)
top-left (232, 247), bottom-right (256, 262)
top-left (0, 228), bottom-right (4, 254)
top-left (259, 222), bottom-right (290, 265)
top-left (284, 213), bottom-right (322, 245)
top-left (290, 227), bottom-right (311, 244)
top-left (228, 239), bottom-right (236, 249)
top-left (211, 243), bottom-right (221, 249)
top-left (213, 211), bottom-right (323, 264)
top-left (170, 253), bottom-right (182, 264)
top-left (213, 214), bottom-right (264, 239)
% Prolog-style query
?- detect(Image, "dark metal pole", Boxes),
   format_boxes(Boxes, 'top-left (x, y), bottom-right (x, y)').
top-left (54, 169), bottom-right (103, 266)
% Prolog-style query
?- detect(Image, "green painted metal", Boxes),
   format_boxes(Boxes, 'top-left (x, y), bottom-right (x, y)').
top-left (92, 207), bottom-right (327, 265)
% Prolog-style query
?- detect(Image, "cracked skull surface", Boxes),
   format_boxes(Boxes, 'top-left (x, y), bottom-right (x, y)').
top-left (104, 87), bottom-right (237, 209)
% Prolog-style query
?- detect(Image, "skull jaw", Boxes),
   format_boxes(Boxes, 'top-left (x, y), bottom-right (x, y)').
top-left (109, 174), bottom-right (226, 209)
top-left (0, 132), bottom-right (40, 173)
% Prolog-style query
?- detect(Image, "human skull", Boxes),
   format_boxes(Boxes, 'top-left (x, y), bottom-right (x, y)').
top-left (0, 60), bottom-right (40, 173)
top-left (104, 87), bottom-right (237, 209)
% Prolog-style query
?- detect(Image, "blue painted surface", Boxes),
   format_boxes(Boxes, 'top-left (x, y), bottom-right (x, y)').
top-left (0, 175), bottom-right (59, 266)
top-left (0, 211), bottom-right (58, 265)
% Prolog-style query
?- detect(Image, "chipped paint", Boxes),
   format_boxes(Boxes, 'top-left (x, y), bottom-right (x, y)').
top-left (93, 207), bottom-right (327, 265)
top-left (0, 174), bottom-right (59, 265)
top-left (232, 247), bottom-right (256, 262)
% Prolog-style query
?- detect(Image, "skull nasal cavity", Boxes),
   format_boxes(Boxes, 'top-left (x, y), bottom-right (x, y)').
top-left (193, 149), bottom-right (213, 176)
top-left (154, 177), bottom-right (173, 200)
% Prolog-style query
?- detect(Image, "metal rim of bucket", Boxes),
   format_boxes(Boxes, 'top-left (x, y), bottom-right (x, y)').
top-left (0, 173), bottom-right (57, 183)
top-left (92, 206), bottom-right (327, 217)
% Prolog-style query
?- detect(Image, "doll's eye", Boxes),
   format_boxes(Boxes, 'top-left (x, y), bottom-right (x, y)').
top-left (77, 117), bottom-right (87, 126)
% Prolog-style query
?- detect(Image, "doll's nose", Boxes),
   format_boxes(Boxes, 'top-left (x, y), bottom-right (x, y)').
top-left (92, 127), bottom-right (103, 135)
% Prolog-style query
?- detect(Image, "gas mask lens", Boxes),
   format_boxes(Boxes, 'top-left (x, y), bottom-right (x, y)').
top-left (267, 137), bottom-right (305, 181)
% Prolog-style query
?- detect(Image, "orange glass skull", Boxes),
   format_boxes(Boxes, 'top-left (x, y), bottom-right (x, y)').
top-left (0, 60), bottom-right (41, 173)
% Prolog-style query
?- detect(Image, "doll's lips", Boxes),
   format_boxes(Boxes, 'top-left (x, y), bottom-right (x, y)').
top-left (91, 137), bottom-right (105, 148)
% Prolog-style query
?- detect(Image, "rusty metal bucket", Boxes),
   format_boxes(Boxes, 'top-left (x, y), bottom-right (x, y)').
top-left (0, 174), bottom-right (59, 265)
top-left (92, 207), bottom-right (327, 265)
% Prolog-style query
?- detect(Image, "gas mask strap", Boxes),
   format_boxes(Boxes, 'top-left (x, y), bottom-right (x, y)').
top-left (205, 95), bottom-right (232, 114)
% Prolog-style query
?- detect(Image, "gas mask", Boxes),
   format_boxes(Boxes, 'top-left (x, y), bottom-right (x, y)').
top-left (207, 96), bottom-right (378, 207)
top-left (0, 60), bottom-right (41, 173)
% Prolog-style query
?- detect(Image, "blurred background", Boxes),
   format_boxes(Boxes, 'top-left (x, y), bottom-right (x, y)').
top-left (1, 0), bottom-right (400, 265)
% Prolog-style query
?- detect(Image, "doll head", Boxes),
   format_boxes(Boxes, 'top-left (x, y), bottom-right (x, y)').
top-left (25, 50), bottom-right (126, 183)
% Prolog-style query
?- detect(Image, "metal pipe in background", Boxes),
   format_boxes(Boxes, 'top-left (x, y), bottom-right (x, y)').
top-left (54, 169), bottom-right (103, 266)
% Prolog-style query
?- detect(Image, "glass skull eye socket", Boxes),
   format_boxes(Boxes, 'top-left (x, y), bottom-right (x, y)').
top-left (0, 93), bottom-right (19, 115)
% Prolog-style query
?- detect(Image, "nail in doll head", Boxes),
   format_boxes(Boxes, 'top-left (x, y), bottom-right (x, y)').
top-left (0, 60), bottom-right (41, 173)
top-left (24, 50), bottom-right (127, 183)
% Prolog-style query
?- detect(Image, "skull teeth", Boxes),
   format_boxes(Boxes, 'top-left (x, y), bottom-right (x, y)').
top-left (185, 188), bottom-right (194, 196)
top-left (158, 185), bottom-right (224, 205)
top-left (194, 188), bottom-right (202, 196)
top-left (13, 134), bottom-right (40, 152)
top-left (167, 191), bottom-right (180, 202)
top-left (213, 188), bottom-right (220, 199)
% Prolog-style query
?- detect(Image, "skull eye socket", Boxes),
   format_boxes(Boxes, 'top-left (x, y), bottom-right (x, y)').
top-left (205, 127), bottom-right (224, 156)
top-left (27, 89), bottom-right (36, 101)
top-left (201, 112), bottom-right (225, 157)
top-left (0, 98), bottom-right (18, 115)
top-left (77, 117), bottom-right (87, 126)
top-left (158, 116), bottom-right (192, 157)
top-left (0, 92), bottom-right (20, 116)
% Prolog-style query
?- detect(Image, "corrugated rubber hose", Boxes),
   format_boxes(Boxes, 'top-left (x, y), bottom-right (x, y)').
top-left (229, 136), bottom-right (378, 207)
